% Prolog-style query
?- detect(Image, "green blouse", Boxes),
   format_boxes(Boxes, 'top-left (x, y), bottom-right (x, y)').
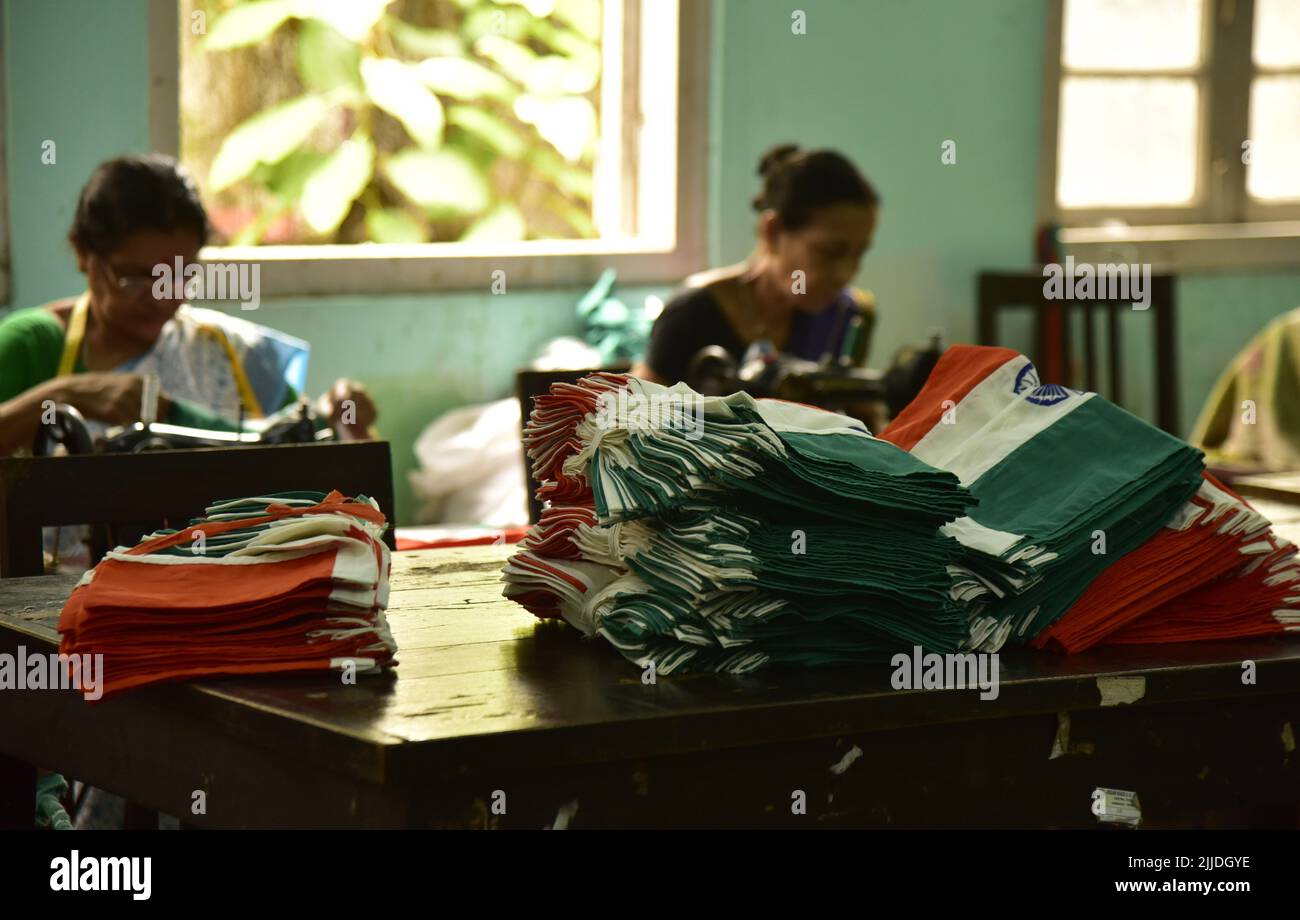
top-left (0, 307), bottom-right (298, 432)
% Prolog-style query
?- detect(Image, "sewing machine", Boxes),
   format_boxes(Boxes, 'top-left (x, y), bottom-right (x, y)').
top-left (20, 402), bottom-right (364, 575)
top-left (33, 400), bottom-right (332, 458)
top-left (685, 332), bottom-right (945, 418)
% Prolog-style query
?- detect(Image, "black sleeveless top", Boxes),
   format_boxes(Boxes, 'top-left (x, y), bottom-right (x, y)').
top-left (644, 286), bottom-right (871, 384)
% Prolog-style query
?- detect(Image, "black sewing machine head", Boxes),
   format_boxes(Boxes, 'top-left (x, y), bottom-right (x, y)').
top-left (33, 400), bottom-right (331, 457)
top-left (29, 401), bottom-right (333, 573)
top-left (685, 332), bottom-right (944, 418)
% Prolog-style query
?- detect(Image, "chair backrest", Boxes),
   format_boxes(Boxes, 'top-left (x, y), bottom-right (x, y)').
top-left (0, 441), bottom-right (396, 578)
top-left (977, 270), bottom-right (1179, 434)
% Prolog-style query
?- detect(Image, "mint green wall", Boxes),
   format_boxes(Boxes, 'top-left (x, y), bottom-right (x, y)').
top-left (5, 0), bottom-right (1299, 522)
top-left (711, 0), bottom-right (1049, 354)
top-left (709, 0), bottom-right (1300, 436)
top-left (4, 0), bottom-right (152, 307)
top-left (206, 289), bottom-right (643, 521)
top-left (712, 0), bottom-right (1300, 434)
top-left (1175, 272), bottom-right (1300, 428)
top-left (0, 0), bottom-right (625, 523)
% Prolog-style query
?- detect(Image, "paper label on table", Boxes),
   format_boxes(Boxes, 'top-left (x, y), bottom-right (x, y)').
top-left (1091, 787), bottom-right (1141, 826)
top-left (1049, 711), bottom-right (1095, 759)
top-left (548, 799), bottom-right (579, 830)
top-left (829, 745), bottom-right (863, 775)
top-left (1049, 711), bottom-right (1072, 759)
top-left (1096, 675), bottom-right (1145, 706)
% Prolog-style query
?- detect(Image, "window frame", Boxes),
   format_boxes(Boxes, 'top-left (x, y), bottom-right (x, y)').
top-left (149, 0), bottom-right (710, 296)
top-left (1039, 0), bottom-right (1300, 269)
top-left (0, 0), bottom-right (9, 304)
top-left (1241, 0), bottom-right (1300, 223)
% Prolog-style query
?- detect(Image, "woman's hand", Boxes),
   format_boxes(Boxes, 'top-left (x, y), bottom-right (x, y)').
top-left (0, 373), bottom-right (171, 456)
top-left (316, 378), bottom-right (378, 439)
top-left (53, 373), bottom-right (166, 426)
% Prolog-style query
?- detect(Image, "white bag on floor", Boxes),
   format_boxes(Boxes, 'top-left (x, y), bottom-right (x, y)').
top-left (408, 398), bottom-right (529, 527)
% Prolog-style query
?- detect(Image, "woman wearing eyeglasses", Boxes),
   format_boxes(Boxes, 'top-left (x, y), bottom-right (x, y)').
top-left (0, 154), bottom-right (377, 455)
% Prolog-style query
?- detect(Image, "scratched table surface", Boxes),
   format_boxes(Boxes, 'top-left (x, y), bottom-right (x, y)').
top-left (4, 525), bottom-right (1300, 827)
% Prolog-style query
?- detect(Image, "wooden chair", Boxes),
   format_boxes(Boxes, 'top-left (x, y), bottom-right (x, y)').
top-left (977, 270), bottom-right (1179, 434)
top-left (0, 440), bottom-right (396, 578)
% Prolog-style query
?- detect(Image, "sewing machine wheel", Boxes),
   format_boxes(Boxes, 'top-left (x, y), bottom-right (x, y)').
top-left (129, 435), bottom-right (175, 452)
top-left (32, 404), bottom-right (94, 456)
top-left (686, 345), bottom-right (739, 396)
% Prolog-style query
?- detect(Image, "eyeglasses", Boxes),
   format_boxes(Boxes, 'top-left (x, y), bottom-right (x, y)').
top-left (101, 259), bottom-right (156, 293)
top-left (99, 258), bottom-right (201, 299)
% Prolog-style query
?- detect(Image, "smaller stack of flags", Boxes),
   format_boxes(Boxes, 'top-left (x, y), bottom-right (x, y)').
top-left (1039, 474), bottom-right (1300, 650)
top-left (58, 490), bottom-right (396, 700)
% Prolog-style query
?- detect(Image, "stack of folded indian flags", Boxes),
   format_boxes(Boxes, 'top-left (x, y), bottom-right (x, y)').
top-left (880, 345), bottom-right (1300, 651)
top-left (59, 490), bottom-right (396, 699)
top-left (506, 350), bottom-right (1300, 676)
top-left (504, 374), bottom-right (978, 673)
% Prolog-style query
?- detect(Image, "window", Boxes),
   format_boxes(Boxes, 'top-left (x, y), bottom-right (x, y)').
top-left (1041, 0), bottom-right (1300, 268)
top-left (150, 0), bottom-right (708, 294)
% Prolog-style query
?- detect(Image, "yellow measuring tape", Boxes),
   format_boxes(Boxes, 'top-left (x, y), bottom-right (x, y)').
top-left (195, 323), bottom-right (265, 419)
top-left (55, 293), bottom-right (91, 379)
top-left (58, 293), bottom-right (265, 418)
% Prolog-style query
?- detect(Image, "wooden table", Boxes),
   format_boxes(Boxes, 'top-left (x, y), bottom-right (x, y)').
top-left (1234, 472), bottom-right (1300, 505)
top-left (2, 544), bottom-right (1299, 829)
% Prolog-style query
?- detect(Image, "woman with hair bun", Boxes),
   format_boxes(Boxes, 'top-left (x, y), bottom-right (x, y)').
top-left (636, 144), bottom-right (880, 387)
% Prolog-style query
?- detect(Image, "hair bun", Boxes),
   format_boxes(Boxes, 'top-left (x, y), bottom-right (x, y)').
top-left (749, 147), bottom-right (879, 226)
top-left (757, 144), bottom-right (800, 179)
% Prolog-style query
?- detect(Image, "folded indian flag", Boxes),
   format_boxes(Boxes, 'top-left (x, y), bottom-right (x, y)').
top-left (882, 345), bottom-right (1223, 649)
top-left (58, 490), bottom-right (396, 699)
